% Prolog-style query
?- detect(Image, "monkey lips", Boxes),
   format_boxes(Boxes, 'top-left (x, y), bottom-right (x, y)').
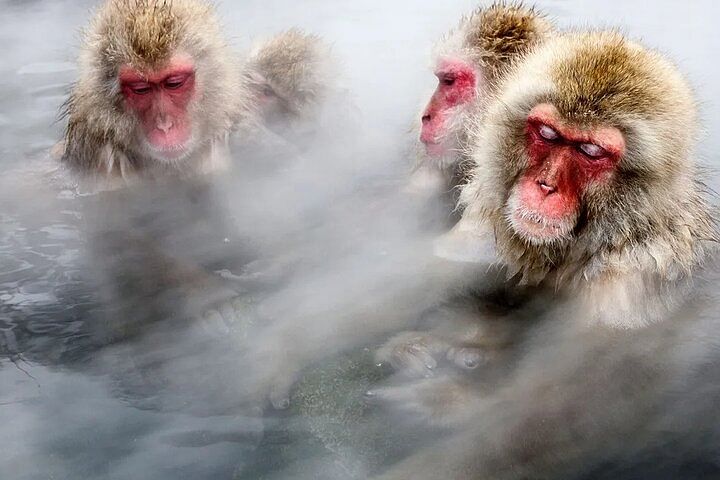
top-left (505, 188), bottom-right (577, 245)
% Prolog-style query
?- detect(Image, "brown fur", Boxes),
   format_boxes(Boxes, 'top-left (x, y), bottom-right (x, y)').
top-left (245, 29), bottom-right (335, 116)
top-left (61, 0), bottom-right (249, 187)
top-left (464, 2), bottom-right (554, 84)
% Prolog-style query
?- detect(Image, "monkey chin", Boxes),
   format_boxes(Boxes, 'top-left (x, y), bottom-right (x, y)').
top-left (420, 139), bottom-right (462, 174)
top-left (142, 135), bottom-right (197, 166)
top-left (423, 140), bottom-right (447, 158)
top-left (505, 194), bottom-right (575, 247)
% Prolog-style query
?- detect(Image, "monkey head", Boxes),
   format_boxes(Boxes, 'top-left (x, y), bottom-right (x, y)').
top-left (419, 3), bottom-right (553, 166)
top-left (66, 0), bottom-right (245, 168)
top-left (457, 31), bottom-right (715, 286)
top-left (419, 53), bottom-right (478, 161)
top-left (244, 29), bottom-right (336, 143)
top-left (117, 55), bottom-right (198, 162)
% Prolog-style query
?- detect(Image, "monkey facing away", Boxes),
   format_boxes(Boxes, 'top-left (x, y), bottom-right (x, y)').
top-left (60, 0), bottom-right (250, 190)
top-left (408, 2), bottom-right (554, 197)
top-left (242, 28), bottom-right (349, 151)
top-left (369, 30), bottom-right (718, 479)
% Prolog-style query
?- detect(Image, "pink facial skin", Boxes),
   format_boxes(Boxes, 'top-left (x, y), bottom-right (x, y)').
top-left (119, 59), bottom-right (196, 158)
top-left (512, 103), bottom-right (626, 242)
top-left (420, 57), bottom-right (477, 157)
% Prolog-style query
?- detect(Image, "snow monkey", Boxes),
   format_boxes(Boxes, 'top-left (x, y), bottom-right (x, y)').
top-left (374, 32), bottom-right (718, 440)
top-left (60, 0), bottom-right (249, 189)
top-left (409, 2), bottom-right (554, 195)
top-left (243, 28), bottom-right (343, 149)
top-left (457, 29), bottom-right (715, 327)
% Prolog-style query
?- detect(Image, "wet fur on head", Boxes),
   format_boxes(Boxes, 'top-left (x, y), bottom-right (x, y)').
top-left (61, 0), bottom-right (249, 177)
top-left (459, 30), bottom-right (718, 326)
top-left (434, 2), bottom-right (554, 88)
top-left (415, 2), bottom-right (554, 178)
top-left (245, 28), bottom-right (338, 116)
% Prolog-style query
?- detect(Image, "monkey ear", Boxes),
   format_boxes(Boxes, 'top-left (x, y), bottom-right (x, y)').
top-left (433, 216), bottom-right (498, 264)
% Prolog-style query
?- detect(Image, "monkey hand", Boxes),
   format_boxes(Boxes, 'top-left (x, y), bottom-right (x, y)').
top-left (50, 140), bottom-right (66, 161)
top-left (365, 374), bottom-right (479, 428)
top-left (196, 295), bottom-right (262, 341)
top-left (375, 331), bottom-right (450, 378)
top-left (215, 256), bottom-right (297, 291)
top-left (376, 331), bottom-right (495, 378)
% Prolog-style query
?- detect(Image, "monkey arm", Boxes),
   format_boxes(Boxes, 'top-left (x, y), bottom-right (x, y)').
top-left (373, 389), bottom-right (655, 480)
top-left (373, 322), bottom-right (668, 480)
top-left (573, 269), bottom-right (695, 329)
top-left (375, 274), bottom-right (529, 379)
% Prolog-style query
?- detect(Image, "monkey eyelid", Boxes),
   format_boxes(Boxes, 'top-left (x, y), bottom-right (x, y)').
top-left (163, 73), bottom-right (192, 89)
top-left (164, 80), bottom-right (186, 89)
top-left (578, 143), bottom-right (607, 159)
top-left (538, 124), bottom-right (559, 141)
top-left (435, 72), bottom-right (457, 86)
top-left (127, 83), bottom-right (152, 94)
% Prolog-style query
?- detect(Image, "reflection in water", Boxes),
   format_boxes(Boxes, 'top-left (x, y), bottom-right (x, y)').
top-left (2, 1), bottom-right (720, 479)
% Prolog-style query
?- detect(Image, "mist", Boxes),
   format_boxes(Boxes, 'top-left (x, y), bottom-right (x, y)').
top-left (2, 1), bottom-right (720, 479)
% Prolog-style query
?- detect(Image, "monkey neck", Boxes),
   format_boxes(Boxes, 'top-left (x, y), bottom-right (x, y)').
top-left (498, 215), bottom-right (714, 293)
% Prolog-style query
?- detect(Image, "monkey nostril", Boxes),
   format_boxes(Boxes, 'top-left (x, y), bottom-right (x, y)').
top-left (538, 180), bottom-right (556, 194)
top-left (421, 114), bottom-right (432, 124)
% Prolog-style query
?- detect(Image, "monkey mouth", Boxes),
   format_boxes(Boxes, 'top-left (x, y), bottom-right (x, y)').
top-left (144, 136), bottom-right (195, 163)
top-left (508, 208), bottom-right (573, 244)
top-left (150, 143), bottom-right (189, 159)
top-left (422, 140), bottom-right (446, 157)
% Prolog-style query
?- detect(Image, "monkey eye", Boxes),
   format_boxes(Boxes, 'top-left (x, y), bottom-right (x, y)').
top-left (438, 74), bottom-right (456, 87)
top-left (579, 143), bottom-right (607, 159)
top-left (164, 76), bottom-right (188, 90)
top-left (262, 85), bottom-right (276, 97)
top-left (129, 83), bottom-right (152, 95)
top-left (538, 124), bottom-right (559, 141)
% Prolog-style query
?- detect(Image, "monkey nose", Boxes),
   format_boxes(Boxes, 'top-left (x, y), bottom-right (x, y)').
top-left (538, 180), bottom-right (556, 194)
top-left (156, 117), bottom-right (174, 133)
top-left (421, 114), bottom-right (432, 125)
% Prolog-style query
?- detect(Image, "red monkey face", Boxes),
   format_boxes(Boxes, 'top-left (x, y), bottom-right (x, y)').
top-left (507, 103), bottom-right (626, 245)
top-left (119, 56), bottom-right (197, 162)
top-left (420, 57), bottom-right (477, 157)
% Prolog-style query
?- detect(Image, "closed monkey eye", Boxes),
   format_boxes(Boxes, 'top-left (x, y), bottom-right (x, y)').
top-left (538, 124), bottom-right (559, 141)
top-left (164, 77), bottom-right (187, 90)
top-left (437, 73), bottom-right (456, 87)
top-left (129, 83), bottom-right (152, 95)
top-left (579, 143), bottom-right (607, 159)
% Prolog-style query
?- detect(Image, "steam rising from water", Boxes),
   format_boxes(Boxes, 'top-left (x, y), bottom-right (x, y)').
top-left (1, 1), bottom-right (720, 479)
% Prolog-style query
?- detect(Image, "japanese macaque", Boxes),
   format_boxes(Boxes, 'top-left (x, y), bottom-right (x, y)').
top-left (243, 29), bottom-right (343, 149)
top-left (60, 0), bottom-right (249, 190)
top-left (408, 2), bottom-right (553, 196)
top-left (56, 0), bottom-right (259, 344)
top-left (371, 31), bottom-right (718, 479)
